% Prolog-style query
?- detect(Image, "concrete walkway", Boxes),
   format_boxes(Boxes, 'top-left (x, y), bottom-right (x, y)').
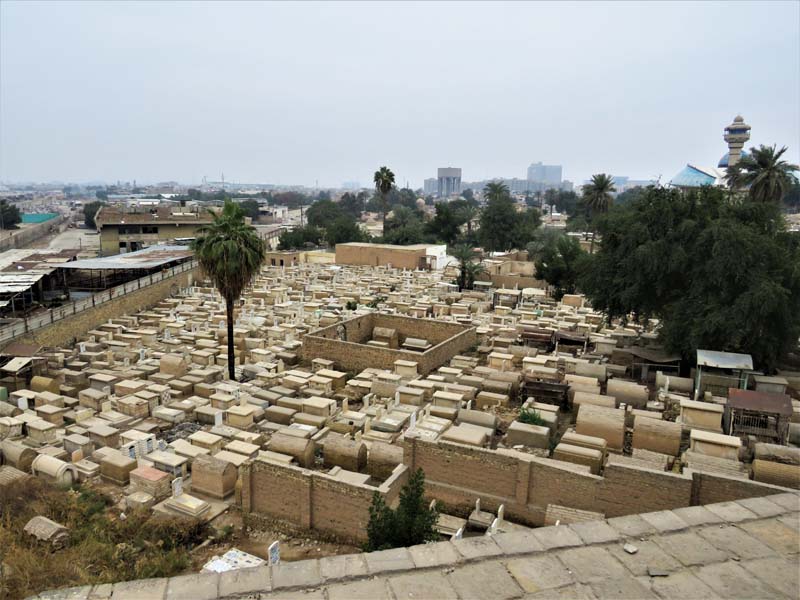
top-left (33, 492), bottom-right (799, 600)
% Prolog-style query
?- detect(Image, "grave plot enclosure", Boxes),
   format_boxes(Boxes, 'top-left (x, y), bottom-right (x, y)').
top-left (302, 313), bottom-right (477, 375)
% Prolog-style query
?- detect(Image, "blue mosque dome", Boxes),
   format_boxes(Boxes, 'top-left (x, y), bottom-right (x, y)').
top-left (718, 150), bottom-right (748, 168)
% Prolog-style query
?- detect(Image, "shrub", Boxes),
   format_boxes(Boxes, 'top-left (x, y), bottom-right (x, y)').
top-left (518, 407), bottom-right (546, 426)
top-left (365, 468), bottom-right (439, 551)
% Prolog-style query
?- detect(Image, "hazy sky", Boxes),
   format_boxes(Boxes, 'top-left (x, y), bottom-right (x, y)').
top-left (2, 1), bottom-right (798, 188)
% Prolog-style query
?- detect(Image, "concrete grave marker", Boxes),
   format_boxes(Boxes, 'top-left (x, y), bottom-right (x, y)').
top-left (214, 411), bottom-right (223, 427)
top-left (79, 342), bottom-right (86, 353)
top-left (17, 397), bottom-right (28, 411)
top-left (172, 477), bottom-right (183, 498)
top-left (101, 401), bottom-right (111, 413)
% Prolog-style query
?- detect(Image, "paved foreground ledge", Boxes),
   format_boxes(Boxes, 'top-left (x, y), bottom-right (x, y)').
top-left (32, 492), bottom-right (800, 600)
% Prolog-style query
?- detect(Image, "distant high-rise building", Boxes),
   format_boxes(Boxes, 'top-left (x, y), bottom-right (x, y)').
top-left (423, 178), bottom-right (438, 195)
top-left (527, 162), bottom-right (562, 187)
top-left (342, 181), bottom-right (361, 190)
top-left (437, 167), bottom-right (462, 197)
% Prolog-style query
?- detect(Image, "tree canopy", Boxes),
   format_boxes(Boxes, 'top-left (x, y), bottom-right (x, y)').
top-left (532, 231), bottom-right (585, 300)
top-left (727, 144), bottom-right (799, 204)
top-left (578, 185), bottom-right (800, 369)
top-left (479, 183), bottom-right (541, 252)
top-left (0, 201), bottom-right (22, 229)
top-left (192, 200), bottom-right (266, 379)
top-left (365, 469), bottom-right (438, 551)
top-left (83, 201), bottom-right (105, 229)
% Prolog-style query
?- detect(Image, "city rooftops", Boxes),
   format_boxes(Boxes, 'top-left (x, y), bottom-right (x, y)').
top-left (95, 206), bottom-right (215, 226)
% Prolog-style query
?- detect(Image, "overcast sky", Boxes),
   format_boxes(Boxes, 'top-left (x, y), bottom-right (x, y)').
top-left (1, 1), bottom-right (798, 188)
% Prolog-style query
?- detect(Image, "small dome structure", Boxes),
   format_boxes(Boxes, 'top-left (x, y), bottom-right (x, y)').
top-left (718, 150), bottom-right (749, 168)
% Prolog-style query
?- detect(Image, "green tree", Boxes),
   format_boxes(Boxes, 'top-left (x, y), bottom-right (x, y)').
top-left (461, 188), bottom-right (475, 202)
top-left (479, 183), bottom-right (516, 252)
top-left (451, 198), bottom-right (480, 238)
top-left (365, 469), bottom-right (439, 551)
top-left (83, 201), bottom-right (106, 229)
top-left (578, 186), bottom-right (800, 369)
top-left (426, 203), bottom-right (461, 246)
top-left (510, 207), bottom-right (542, 249)
top-left (0, 201), bottom-right (22, 229)
top-left (238, 199), bottom-right (261, 220)
top-left (383, 206), bottom-right (424, 245)
top-left (306, 199), bottom-right (344, 228)
top-left (373, 166), bottom-right (396, 233)
top-left (192, 200), bottom-right (266, 380)
top-left (325, 217), bottom-right (368, 246)
top-left (277, 225), bottom-right (324, 250)
top-left (614, 186), bottom-right (646, 206)
top-left (95, 189), bottom-right (108, 201)
top-left (451, 244), bottom-right (485, 291)
top-left (727, 144), bottom-right (799, 204)
top-left (534, 233), bottom-right (585, 300)
top-left (339, 192), bottom-right (366, 219)
top-left (582, 173), bottom-right (616, 252)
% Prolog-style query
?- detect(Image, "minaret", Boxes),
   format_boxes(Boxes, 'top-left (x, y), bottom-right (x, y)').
top-left (723, 115), bottom-right (751, 167)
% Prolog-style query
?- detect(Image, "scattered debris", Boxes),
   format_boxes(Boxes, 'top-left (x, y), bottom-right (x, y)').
top-left (623, 543), bottom-right (638, 554)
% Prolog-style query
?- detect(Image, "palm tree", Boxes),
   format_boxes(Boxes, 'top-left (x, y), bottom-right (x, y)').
top-left (451, 244), bottom-right (485, 291)
top-left (582, 173), bottom-right (616, 252)
top-left (483, 181), bottom-right (510, 203)
top-left (373, 166), bottom-right (396, 234)
top-left (192, 200), bottom-right (266, 380)
top-left (457, 202), bottom-right (480, 237)
top-left (726, 145), bottom-right (799, 204)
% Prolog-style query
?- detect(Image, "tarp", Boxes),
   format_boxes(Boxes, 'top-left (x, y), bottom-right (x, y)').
top-left (697, 349), bottom-right (753, 371)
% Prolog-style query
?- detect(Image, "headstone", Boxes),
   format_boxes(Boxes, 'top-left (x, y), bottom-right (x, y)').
top-left (71, 449), bottom-right (83, 463)
top-left (101, 401), bottom-right (112, 413)
top-left (214, 411), bottom-right (223, 427)
top-left (164, 329), bottom-right (171, 340)
top-left (157, 439), bottom-right (168, 451)
top-left (268, 541), bottom-right (280, 566)
top-left (354, 431), bottom-right (362, 443)
top-left (451, 527), bottom-right (463, 541)
top-left (123, 357), bottom-right (130, 367)
top-left (497, 504), bottom-right (505, 525)
top-left (172, 477), bottom-right (183, 498)
top-left (409, 411), bottom-right (417, 430)
top-left (488, 517), bottom-right (498, 535)
top-left (342, 399), bottom-right (349, 413)
top-left (17, 397), bottom-right (28, 411)
top-left (139, 348), bottom-right (146, 361)
top-left (161, 390), bottom-right (171, 404)
top-left (79, 342), bottom-right (86, 353)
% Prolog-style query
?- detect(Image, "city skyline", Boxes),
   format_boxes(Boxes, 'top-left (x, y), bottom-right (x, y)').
top-left (1, 1), bottom-right (798, 188)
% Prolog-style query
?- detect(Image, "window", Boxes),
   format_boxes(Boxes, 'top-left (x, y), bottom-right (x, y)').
top-left (142, 226), bottom-right (158, 234)
top-left (270, 259), bottom-right (276, 266)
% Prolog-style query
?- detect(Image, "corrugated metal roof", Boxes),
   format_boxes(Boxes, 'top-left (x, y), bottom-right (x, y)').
top-left (696, 349), bottom-right (753, 370)
top-left (727, 388), bottom-right (792, 416)
top-left (59, 245), bottom-right (194, 270)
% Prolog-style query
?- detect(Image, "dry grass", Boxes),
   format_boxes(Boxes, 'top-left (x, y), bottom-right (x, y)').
top-left (0, 479), bottom-right (209, 600)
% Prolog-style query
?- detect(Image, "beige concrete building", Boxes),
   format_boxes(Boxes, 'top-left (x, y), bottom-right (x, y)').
top-left (95, 206), bottom-right (215, 255)
top-left (335, 243), bottom-right (447, 270)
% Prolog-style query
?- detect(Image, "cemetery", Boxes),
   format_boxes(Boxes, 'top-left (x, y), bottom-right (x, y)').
top-left (0, 260), bottom-right (798, 598)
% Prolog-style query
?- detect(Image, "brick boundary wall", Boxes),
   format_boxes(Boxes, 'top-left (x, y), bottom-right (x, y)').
top-left (6, 267), bottom-right (197, 349)
top-left (240, 458), bottom-right (409, 545)
top-left (403, 437), bottom-right (793, 526)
